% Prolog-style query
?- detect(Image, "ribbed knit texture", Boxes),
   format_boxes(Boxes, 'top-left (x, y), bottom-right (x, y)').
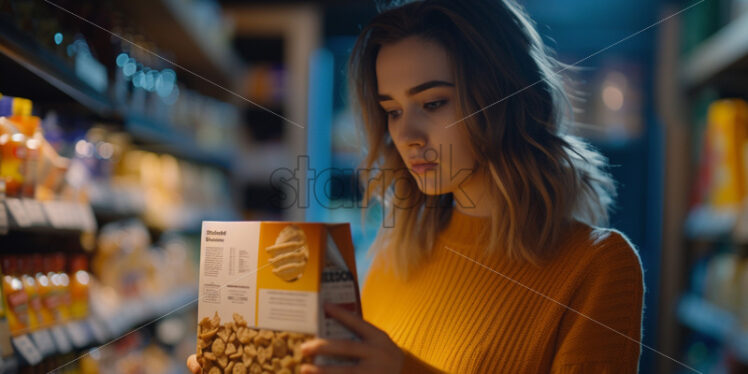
top-left (361, 208), bottom-right (644, 373)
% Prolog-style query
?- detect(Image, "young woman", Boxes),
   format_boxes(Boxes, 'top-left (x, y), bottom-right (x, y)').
top-left (189, 0), bottom-right (644, 373)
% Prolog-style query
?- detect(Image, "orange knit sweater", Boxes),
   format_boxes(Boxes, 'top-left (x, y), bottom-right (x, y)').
top-left (361, 209), bottom-right (644, 373)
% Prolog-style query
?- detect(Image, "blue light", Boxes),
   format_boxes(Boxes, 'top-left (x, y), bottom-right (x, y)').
top-left (132, 71), bottom-right (144, 88)
top-left (123, 58), bottom-right (137, 77)
top-left (116, 53), bottom-right (129, 67)
top-left (144, 70), bottom-right (156, 91)
top-left (155, 69), bottom-right (176, 98)
top-left (54, 33), bottom-right (63, 45)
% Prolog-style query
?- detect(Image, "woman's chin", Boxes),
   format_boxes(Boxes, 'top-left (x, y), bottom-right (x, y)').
top-left (414, 182), bottom-right (446, 196)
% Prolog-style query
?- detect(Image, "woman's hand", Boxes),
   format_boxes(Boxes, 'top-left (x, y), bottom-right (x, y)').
top-left (299, 303), bottom-right (404, 374)
top-left (186, 354), bottom-right (200, 374)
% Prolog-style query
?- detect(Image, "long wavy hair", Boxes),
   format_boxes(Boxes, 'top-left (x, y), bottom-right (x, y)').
top-left (349, 0), bottom-right (616, 279)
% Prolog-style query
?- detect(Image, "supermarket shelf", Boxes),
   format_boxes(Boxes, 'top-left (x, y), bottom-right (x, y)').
top-left (120, 0), bottom-right (245, 97)
top-left (126, 115), bottom-right (235, 169)
top-left (0, 17), bottom-right (236, 170)
top-left (93, 287), bottom-right (198, 339)
top-left (1, 198), bottom-right (97, 235)
top-left (0, 356), bottom-right (18, 373)
top-left (0, 287), bottom-right (196, 368)
top-left (677, 293), bottom-right (748, 363)
top-left (0, 21), bottom-right (114, 116)
top-left (683, 205), bottom-right (736, 241)
top-left (681, 12), bottom-right (748, 89)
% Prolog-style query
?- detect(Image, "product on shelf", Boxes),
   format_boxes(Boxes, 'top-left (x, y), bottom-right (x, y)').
top-left (197, 222), bottom-right (362, 372)
top-left (0, 97), bottom-right (31, 197)
top-left (43, 253), bottom-right (72, 324)
top-left (17, 256), bottom-right (44, 332)
top-left (0, 96), bottom-right (70, 202)
top-left (29, 255), bottom-right (56, 329)
top-left (69, 254), bottom-right (90, 320)
top-left (695, 99), bottom-right (748, 211)
top-left (1, 256), bottom-right (30, 336)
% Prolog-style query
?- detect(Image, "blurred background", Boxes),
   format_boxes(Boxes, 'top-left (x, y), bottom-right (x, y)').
top-left (0, 0), bottom-right (746, 373)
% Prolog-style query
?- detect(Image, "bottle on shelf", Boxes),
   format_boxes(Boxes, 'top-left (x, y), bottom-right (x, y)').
top-left (0, 97), bottom-right (30, 198)
top-left (68, 254), bottom-right (90, 320)
top-left (1, 255), bottom-right (30, 336)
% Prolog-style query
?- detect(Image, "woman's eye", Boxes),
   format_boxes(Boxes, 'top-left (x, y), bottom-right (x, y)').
top-left (386, 109), bottom-right (401, 119)
top-left (424, 99), bottom-right (447, 111)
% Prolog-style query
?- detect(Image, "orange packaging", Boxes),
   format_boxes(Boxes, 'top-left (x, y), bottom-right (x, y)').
top-left (69, 254), bottom-right (91, 320)
top-left (704, 99), bottom-right (748, 208)
top-left (0, 97), bottom-right (37, 198)
top-left (17, 256), bottom-right (43, 332)
top-left (32, 254), bottom-right (58, 327)
top-left (196, 222), bottom-right (362, 372)
top-left (1, 256), bottom-right (30, 335)
top-left (42, 254), bottom-right (72, 323)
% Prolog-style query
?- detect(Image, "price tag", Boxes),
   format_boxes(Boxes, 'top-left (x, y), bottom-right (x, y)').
top-left (42, 201), bottom-right (58, 228)
top-left (78, 203), bottom-right (97, 232)
top-left (30, 329), bottom-right (56, 357)
top-left (87, 318), bottom-right (108, 344)
top-left (65, 321), bottom-right (90, 348)
top-left (22, 199), bottom-right (48, 226)
top-left (5, 198), bottom-right (31, 227)
top-left (50, 325), bottom-right (72, 353)
top-left (69, 202), bottom-right (84, 230)
top-left (11, 335), bottom-right (42, 365)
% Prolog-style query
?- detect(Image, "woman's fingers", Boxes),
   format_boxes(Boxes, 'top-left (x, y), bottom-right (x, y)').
top-left (323, 303), bottom-right (381, 340)
top-left (186, 354), bottom-right (201, 374)
top-left (300, 363), bottom-right (355, 374)
top-left (301, 338), bottom-right (368, 358)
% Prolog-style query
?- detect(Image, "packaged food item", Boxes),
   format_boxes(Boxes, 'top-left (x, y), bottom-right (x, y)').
top-left (197, 222), bottom-right (362, 373)
top-left (703, 99), bottom-right (748, 209)
top-left (0, 97), bottom-right (29, 197)
top-left (1, 255), bottom-right (30, 335)
top-left (42, 253), bottom-right (72, 323)
top-left (17, 256), bottom-right (43, 331)
top-left (68, 254), bottom-right (91, 320)
top-left (30, 255), bottom-right (56, 328)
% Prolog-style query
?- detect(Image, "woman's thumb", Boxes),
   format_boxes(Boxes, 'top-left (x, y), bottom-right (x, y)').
top-left (186, 354), bottom-right (201, 373)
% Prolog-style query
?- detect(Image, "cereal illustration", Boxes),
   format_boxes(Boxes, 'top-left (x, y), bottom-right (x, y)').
top-left (197, 313), bottom-right (313, 374)
top-left (265, 225), bottom-right (309, 282)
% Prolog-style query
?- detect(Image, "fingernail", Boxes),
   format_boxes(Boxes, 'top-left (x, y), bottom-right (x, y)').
top-left (300, 364), bottom-right (317, 374)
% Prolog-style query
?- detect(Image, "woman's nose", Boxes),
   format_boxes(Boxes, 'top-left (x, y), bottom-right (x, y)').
top-left (395, 111), bottom-right (427, 148)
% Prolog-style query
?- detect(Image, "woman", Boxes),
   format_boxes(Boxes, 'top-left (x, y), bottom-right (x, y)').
top-left (189, 0), bottom-right (644, 372)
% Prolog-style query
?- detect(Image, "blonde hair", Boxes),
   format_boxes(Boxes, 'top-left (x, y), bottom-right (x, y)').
top-left (349, 0), bottom-right (616, 279)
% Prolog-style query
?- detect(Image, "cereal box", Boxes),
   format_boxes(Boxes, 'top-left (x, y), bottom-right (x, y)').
top-left (196, 222), bottom-right (362, 373)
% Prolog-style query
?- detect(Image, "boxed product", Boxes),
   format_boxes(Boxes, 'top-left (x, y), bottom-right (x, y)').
top-left (197, 221), bottom-right (362, 374)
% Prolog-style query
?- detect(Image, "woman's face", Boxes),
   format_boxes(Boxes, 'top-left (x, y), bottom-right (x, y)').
top-left (376, 36), bottom-right (480, 201)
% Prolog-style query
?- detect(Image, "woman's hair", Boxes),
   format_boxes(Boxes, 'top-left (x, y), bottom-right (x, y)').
top-left (348, 0), bottom-right (617, 279)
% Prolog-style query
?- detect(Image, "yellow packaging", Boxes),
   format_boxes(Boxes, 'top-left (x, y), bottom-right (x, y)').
top-left (705, 99), bottom-right (748, 208)
top-left (197, 222), bottom-right (362, 373)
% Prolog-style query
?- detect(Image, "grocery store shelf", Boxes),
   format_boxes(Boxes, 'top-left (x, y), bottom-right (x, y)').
top-left (0, 18), bottom-right (236, 170)
top-left (681, 12), bottom-right (748, 89)
top-left (683, 205), bottom-right (736, 241)
top-left (119, 0), bottom-right (245, 97)
top-left (126, 115), bottom-right (235, 169)
top-left (677, 293), bottom-right (748, 363)
top-left (1, 198), bottom-right (97, 235)
top-left (0, 21), bottom-right (114, 116)
top-left (93, 287), bottom-right (198, 338)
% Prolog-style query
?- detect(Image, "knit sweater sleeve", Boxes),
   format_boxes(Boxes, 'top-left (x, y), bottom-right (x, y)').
top-left (550, 231), bottom-right (644, 373)
top-left (400, 348), bottom-right (447, 374)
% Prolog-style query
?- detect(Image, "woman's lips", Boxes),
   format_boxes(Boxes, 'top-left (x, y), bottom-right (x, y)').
top-left (411, 163), bottom-right (438, 173)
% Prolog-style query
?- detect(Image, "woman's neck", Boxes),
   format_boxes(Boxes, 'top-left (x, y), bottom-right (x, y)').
top-left (452, 169), bottom-right (495, 217)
